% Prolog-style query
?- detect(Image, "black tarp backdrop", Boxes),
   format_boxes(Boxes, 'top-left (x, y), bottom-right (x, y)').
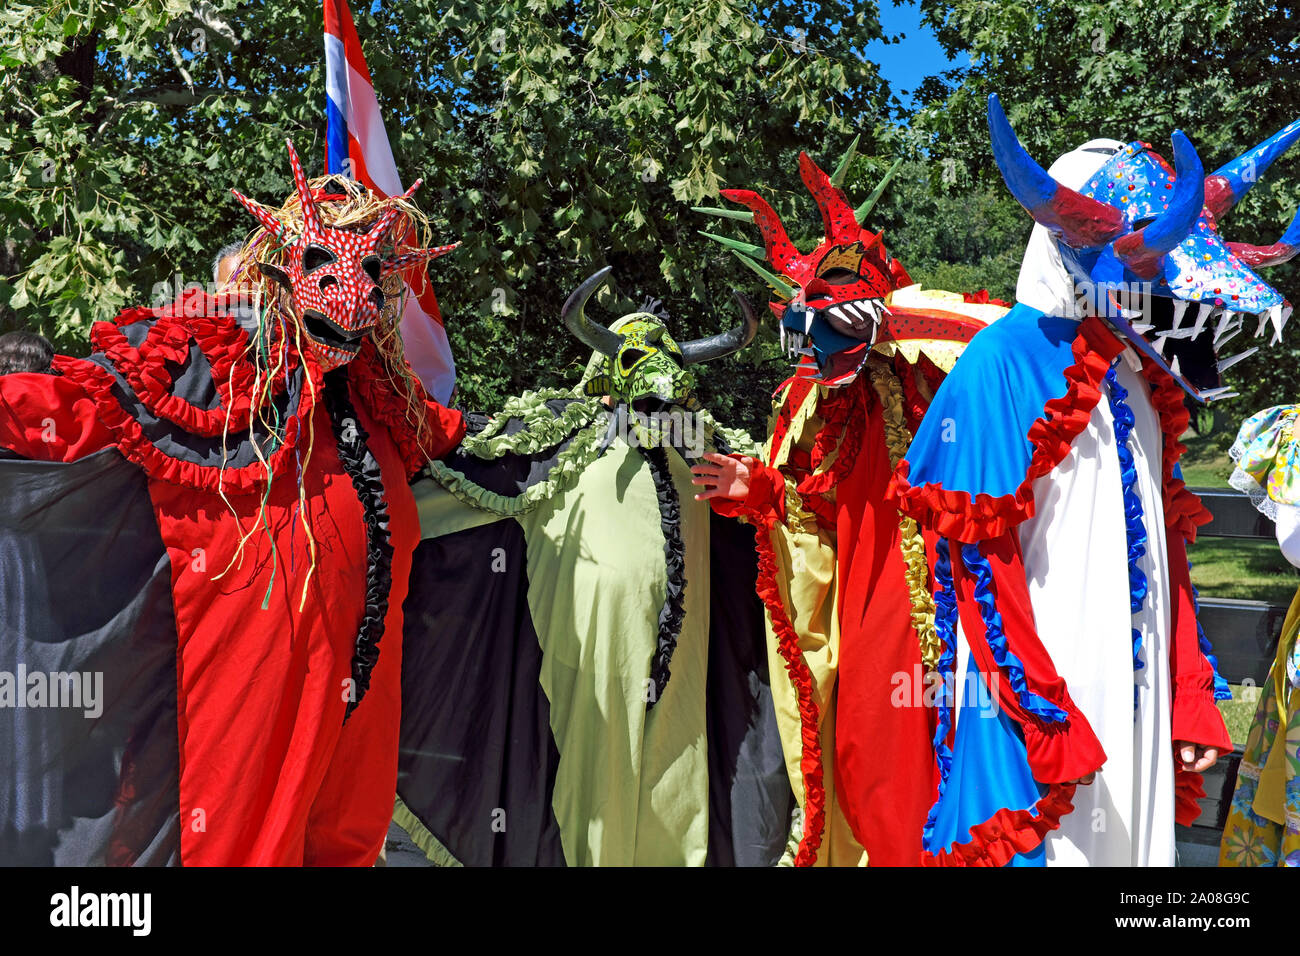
top-left (0, 448), bottom-right (181, 865)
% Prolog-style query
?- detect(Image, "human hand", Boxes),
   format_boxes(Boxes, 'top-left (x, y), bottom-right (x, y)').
top-left (1174, 741), bottom-right (1220, 773)
top-left (690, 452), bottom-right (756, 502)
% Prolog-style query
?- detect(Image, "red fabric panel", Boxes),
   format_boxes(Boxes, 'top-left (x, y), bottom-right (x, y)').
top-left (161, 387), bottom-right (417, 865)
top-left (1165, 532), bottom-right (1233, 755)
top-left (0, 371), bottom-right (114, 461)
top-left (950, 535), bottom-right (1107, 784)
top-left (831, 401), bottom-right (937, 865)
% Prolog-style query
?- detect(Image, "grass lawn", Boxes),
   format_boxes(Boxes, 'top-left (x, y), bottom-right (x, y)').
top-left (1187, 537), bottom-right (1299, 604)
top-left (1219, 685), bottom-right (1263, 747)
top-left (1180, 428), bottom-right (1237, 488)
top-left (1178, 426), bottom-right (1299, 602)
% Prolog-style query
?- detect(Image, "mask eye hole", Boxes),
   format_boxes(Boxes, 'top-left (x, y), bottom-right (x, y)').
top-left (619, 348), bottom-right (648, 372)
top-left (820, 267), bottom-right (861, 285)
top-left (362, 256), bottom-right (382, 284)
top-left (303, 245), bottom-right (336, 274)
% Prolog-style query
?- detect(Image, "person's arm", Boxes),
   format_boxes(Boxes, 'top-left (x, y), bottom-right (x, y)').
top-left (690, 452), bottom-right (787, 526)
top-left (1164, 530), bottom-right (1231, 823)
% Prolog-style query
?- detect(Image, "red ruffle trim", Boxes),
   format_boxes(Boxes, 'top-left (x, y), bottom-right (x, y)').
top-left (887, 316), bottom-right (1124, 542)
top-left (1174, 766), bottom-right (1207, 827)
top-left (797, 378), bottom-right (865, 497)
top-left (752, 520), bottom-right (826, 866)
top-left (708, 459), bottom-right (788, 527)
top-left (56, 292), bottom-right (463, 491)
top-left (52, 351), bottom-right (318, 496)
top-left (1138, 357), bottom-right (1214, 543)
top-left (92, 301), bottom-right (271, 438)
top-left (920, 782), bottom-right (1078, 867)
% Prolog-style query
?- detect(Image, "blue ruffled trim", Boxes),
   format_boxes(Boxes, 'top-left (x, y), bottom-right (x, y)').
top-left (1186, 566), bottom-right (1234, 702)
top-left (958, 543), bottom-right (1070, 723)
top-left (923, 537), bottom-right (959, 848)
top-left (1106, 365), bottom-right (1150, 710)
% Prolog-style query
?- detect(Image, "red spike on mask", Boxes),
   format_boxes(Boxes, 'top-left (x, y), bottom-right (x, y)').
top-left (717, 188), bottom-right (801, 274)
top-left (798, 152), bottom-right (860, 245)
top-left (380, 243), bottom-right (460, 278)
top-left (365, 179), bottom-right (424, 254)
top-left (284, 139), bottom-right (324, 239)
top-left (230, 190), bottom-right (285, 237)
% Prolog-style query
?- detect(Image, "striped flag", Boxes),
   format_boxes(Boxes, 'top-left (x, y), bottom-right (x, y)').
top-left (323, 0), bottom-right (457, 404)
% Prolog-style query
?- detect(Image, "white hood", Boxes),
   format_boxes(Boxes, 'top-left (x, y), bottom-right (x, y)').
top-left (1015, 138), bottom-right (1126, 317)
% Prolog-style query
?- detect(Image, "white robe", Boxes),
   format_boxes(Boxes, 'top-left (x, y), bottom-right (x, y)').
top-left (952, 345), bottom-right (1178, 866)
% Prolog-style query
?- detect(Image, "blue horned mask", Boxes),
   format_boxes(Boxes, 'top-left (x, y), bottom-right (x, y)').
top-left (989, 94), bottom-right (1300, 401)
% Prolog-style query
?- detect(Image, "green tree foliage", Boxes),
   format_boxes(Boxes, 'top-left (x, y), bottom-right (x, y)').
top-left (14, 2), bottom-right (1251, 438)
top-left (1, 0), bottom-right (910, 435)
top-left (913, 0), bottom-right (1300, 429)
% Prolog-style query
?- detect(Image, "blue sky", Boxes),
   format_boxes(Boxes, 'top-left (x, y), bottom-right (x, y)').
top-left (864, 1), bottom-right (956, 109)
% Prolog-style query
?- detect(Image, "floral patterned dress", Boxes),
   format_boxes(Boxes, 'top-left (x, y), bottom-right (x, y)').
top-left (1219, 405), bottom-right (1300, 868)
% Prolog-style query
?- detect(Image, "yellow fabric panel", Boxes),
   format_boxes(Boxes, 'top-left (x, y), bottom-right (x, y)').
top-left (757, 378), bottom-right (868, 865)
top-left (521, 441), bottom-right (712, 866)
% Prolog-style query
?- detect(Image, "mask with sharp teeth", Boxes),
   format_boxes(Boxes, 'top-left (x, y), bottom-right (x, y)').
top-left (230, 139), bottom-right (457, 373)
top-left (989, 94), bottom-right (1300, 402)
top-left (696, 150), bottom-right (918, 387)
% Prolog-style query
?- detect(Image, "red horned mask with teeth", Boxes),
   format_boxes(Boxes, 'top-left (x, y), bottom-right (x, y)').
top-left (230, 139), bottom-right (457, 372)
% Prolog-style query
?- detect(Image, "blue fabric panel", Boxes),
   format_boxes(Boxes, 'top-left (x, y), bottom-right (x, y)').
top-left (905, 304), bottom-right (1082, 500)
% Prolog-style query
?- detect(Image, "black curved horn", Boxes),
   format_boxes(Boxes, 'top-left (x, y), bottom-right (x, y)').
top-left (561, 266), bottom-right (625, 356)
top-left (679, 291), bottom-right (760, 365)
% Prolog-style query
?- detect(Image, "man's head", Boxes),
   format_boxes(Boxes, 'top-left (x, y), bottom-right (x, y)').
top-left (0, 330), bottom-right (54, 375)
top-left (230, 139), bottom-right (456, 372)
top-left (212, 241), bottom-right (245, 289)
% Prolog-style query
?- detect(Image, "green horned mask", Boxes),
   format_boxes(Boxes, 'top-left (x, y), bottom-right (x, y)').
top-left (563, 267), bottom-right (759, 417)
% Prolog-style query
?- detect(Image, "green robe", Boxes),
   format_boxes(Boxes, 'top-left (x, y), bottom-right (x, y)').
top-left (395, 390), bottom-right (793, 866)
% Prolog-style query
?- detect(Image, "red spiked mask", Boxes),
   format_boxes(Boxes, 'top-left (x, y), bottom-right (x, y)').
top-left (719, 153), bottom-right (911, 315)
top-left (231, 139), bottom-right (456, 372)
top-left (700, 152), bottom-right (912, 385)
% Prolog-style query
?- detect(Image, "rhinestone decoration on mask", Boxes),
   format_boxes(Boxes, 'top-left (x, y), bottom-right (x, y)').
top-left (989, 94), bottom-right (1300, 401)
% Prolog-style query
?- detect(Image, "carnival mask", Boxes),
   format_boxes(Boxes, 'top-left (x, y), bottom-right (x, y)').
top-left (989, 93), bottom-right (1300, 401)
top-left (697, 150), bottom-right (916, 387)
top-left (231, 139), bottom-right (456, 372)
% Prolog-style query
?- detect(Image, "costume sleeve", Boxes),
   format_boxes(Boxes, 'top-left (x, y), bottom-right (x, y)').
top-left (419, 398), bottom-right (467, 462)
top-left (943, 533), bottom-right (1107, 783)
top-left (1165, 531), bottom-right (1233, 755)
top-left (0, 370), bottom-right (114, 462)
top-left (707, 457), bottom-right (786, 526)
